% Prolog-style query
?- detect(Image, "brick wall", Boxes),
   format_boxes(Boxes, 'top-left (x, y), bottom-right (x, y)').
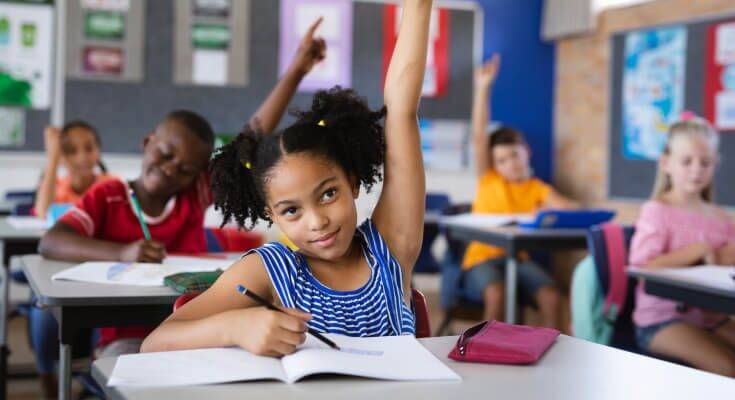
top-left (554, 0), bottom-right (735, 223)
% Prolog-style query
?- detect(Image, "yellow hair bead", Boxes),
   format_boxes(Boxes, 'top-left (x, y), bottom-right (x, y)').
top-left (242, 160), bottom-right (252, 169)
top-left (317, 119), bottom-right (326, 127)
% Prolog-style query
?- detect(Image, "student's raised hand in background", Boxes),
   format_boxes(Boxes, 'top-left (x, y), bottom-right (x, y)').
top-left (475, 53), bottom-right (501, 89)
top-left (119, 239), bottom-right (166, 263)
top-left (292, 17), bottom-right (327, 76)
top-left (43, 125), bottom-right (62, 162)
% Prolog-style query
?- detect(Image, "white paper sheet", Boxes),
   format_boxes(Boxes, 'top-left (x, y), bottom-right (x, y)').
top-left (193, 49), bottom-right (228, 85)
top-left (5, 216), bottom-right (46, 230)
top-left (440, 213), bottom-right (535, 230)
top-left (51, 256), bottom-right (233, 286)
top-left (108, 334), bottom-right (460, 387)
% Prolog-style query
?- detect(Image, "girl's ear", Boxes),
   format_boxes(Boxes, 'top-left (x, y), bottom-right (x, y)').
top-left (350, 175), bottom-right (360, 199)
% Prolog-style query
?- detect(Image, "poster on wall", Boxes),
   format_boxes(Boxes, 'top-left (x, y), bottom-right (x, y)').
top-left (193, 0), bottom-right (230, 17)
top-left (621, 26), bottom-right (687, 160)
top-left (705, 20), bottom-right (735, 131)
top-left (0, 106), bottom-right (25, 146)
top-left (67, 0), bottom-right (144, 82)
top-left (173, 0), bottom-right (249, 87)
top-left (279, 0), bottom-right (352, 92)
top-left (0, 0), bottom-right (53, 109)
top-left (419, 119), bottom-right (468, 171)
top-left (383, 5), bottom-right (449, 98)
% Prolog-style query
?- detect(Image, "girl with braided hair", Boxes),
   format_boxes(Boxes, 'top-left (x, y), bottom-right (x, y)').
top-left (142, 0), bottom-right (433, 356)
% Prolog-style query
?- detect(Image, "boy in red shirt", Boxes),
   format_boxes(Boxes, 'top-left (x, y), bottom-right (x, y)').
top-left (33, 19), bottom-right (327, 396)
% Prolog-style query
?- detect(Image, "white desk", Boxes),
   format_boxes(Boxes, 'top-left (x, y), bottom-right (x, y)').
top-left (440, 215), bottom-right (588, 323)
top-left (628, 266), bottom-right (735, 314)
top-left (91, 335), bottom-right (735, 400)
top-left (0, 217), bottom-right (45, 399)
top-left (21, 253), bottom-right (241, 400)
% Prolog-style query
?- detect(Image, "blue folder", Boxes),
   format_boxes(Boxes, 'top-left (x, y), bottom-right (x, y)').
top-left (519, 209), bottom-right (616, 229)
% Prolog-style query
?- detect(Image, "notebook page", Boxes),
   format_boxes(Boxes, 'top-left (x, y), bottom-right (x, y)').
top-left (5, 216), bottom-right (47, 230)
top-left (281, 334), bottom-right (461, 383)
top-left (52, 256), bottom-right (230, 286)
top-left (441, 213), bottom-right (534, 229)
top-left (108, 347), bottom-right (286, 387)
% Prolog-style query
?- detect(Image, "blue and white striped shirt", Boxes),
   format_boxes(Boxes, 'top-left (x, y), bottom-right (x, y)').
top-left (246, 219), bottom-right (415, 336)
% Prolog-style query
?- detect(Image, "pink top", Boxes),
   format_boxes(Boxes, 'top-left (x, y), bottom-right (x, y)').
top-left (629, 200), bottom-right (734, 328)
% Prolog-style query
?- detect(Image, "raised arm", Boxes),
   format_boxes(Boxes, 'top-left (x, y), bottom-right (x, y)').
top-left (34, 126), bottom-right (62, 218)
top-left (472, 54), bottom-right (500, 176)
top-left (248, 18), bottom-right (326, 133)
top-left (372, 0), bottom-right (432, 273)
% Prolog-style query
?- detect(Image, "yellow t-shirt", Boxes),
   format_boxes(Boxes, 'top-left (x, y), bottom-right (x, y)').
top-left (461, 170), bottom-right (552, 269)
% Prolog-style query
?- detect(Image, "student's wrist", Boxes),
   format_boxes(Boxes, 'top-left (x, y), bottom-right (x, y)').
top-left (220, 308), bottom-right (253, 347)
top-left (287, 62), bottom-right (309, 79)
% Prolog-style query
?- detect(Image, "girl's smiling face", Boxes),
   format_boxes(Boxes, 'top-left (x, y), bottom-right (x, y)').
top-left (265, 153), bottom-right (360, 261)
top-left (61, 127), bottom-right (101, 176)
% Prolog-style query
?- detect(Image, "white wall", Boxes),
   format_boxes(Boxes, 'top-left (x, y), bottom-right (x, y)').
top-left (0, 152), bottom-right (478, 239)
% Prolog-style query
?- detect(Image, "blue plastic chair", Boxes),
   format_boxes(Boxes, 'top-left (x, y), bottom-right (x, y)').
top-left (5, 190), bottom-right (36, 216)
top-left (414, 193), bottom-right (451, 274)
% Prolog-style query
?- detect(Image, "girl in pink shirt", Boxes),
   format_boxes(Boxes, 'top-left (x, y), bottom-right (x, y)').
top-left (629, 116), bottom-right (735, 377)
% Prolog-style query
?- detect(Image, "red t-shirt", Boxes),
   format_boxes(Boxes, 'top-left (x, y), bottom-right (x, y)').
top-left (59, 176), bottom-right (212, 348)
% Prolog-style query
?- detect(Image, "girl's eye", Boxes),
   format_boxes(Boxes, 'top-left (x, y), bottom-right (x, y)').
top-left (282, 207), bottom-right (299, 216)
top-left (321, 189), bottom-right (337, 202)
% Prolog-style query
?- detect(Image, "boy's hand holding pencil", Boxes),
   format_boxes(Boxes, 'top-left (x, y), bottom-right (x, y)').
top-left (118, 239), bottom-right (166, 263)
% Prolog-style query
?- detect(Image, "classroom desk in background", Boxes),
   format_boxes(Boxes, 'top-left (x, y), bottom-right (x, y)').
top-left (440, 217), bottom-right (587, 324)
top-left (628, 266), bottom-right (735, 314)
top-left (0, 217), bottom-right (45, 400)
top-left (0, 201), bottom-right (16, 217)
top-left (91, 334), bottom-right (735, 400)
top-left (21, 254), bottom-right (241, 400)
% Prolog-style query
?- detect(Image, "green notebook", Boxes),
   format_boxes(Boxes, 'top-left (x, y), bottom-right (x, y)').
top-left (164, 270), bottom-right (224, 294)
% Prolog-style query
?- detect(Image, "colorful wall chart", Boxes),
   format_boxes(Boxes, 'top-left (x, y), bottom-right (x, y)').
top-left (173, 0), bottom-right (250, 87)
top-left (382, 5), bottom-right (449, 98)
top-left (0, 0), bottom-right (53, 109)
top-left (419, 119), bottom-right (468, 171)
top-left (705, 20), bottom-right (735, 132)
top-left (0, 106), bottom-right (24, 146)
top-left (622, 26), bottom-right (687, 160)
top-left (67, 0), bottom-right (145, 82)
top-left (279, 0), bottom-right (352, 92)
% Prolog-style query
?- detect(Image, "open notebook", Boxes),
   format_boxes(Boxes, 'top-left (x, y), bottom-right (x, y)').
top-left (51, 256), bottom-right (233, 286)
top-left (441, 213), bottom-right (534, 229)
top-left (107, 334), bottom-right (461, 386)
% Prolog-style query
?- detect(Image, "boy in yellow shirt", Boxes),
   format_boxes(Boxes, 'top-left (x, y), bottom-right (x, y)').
top-left (464, 54), bottom-right (577, 328)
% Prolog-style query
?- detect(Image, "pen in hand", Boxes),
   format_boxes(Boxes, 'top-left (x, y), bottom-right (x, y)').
top-left (236, 284), bottom-right (340, 351)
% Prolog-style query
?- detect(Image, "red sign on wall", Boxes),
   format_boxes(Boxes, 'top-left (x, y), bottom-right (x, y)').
top-left (382, 5), bottom-right (449, 98)
top-left (705, 20), bottom-right (735, 131)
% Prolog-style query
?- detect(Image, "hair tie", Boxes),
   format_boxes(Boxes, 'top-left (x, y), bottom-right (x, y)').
top-left (241, 160), bottom-right (251, 169)
top-left (680, 110), bottom-right (697, 121)
top-left (317, 119), bottom-right (327, 127)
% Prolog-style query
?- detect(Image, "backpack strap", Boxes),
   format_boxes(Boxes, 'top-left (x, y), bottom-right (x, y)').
top-left (601, 223), bottom-right (628, 321)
